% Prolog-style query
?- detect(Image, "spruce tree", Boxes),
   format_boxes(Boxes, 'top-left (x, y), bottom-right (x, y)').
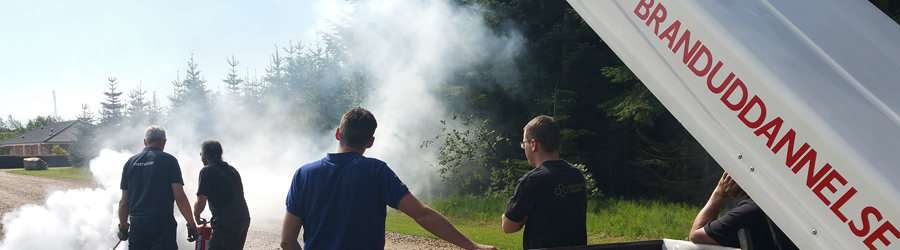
top-left (99, 77), bottom-right (125, 128)
top-left (169, 54), bottom-right (210, 110)
top-left (148, 91), bottom-right (164, 124)
top-left (126, 83), bottom-right (149, 126)
top-left (69, 104), bottom-right (98, 168)
top-left (223, 55), bottom-right (244, 106)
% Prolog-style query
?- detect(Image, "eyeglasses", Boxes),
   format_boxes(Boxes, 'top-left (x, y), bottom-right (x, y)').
top-left (520, 140), bottom-right (534, 149)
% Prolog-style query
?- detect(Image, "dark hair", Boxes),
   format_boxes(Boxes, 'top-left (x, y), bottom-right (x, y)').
top-left (339, 107), bottom-right (377, 149)
top-left (201, 140), bottom-right (224, 164)
top-left (524, 115), bottom-right (560, 152)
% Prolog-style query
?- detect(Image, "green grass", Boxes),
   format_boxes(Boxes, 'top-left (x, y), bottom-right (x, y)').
top-left (386, 211), bottom-right (524, 249)
top-left (385, 195), bottom-right (700, 249)
top-left (8, 166), bottom-right (95, 182)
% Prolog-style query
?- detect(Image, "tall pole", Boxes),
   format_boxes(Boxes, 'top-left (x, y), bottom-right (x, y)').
top-left (53, 90), bottom-right (57, 117)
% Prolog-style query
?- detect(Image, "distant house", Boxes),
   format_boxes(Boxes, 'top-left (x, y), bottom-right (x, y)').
top-left (0, 120), bottom-right (80, 155)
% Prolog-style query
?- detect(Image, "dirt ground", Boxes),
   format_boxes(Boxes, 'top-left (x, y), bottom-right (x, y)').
top-left (0, 169), bottom-right (458, 249)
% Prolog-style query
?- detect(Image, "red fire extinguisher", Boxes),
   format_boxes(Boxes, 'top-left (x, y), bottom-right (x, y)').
top-left (195, 220), bottom-right (212, 250)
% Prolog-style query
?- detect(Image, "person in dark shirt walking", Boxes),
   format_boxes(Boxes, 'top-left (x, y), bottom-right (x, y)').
top-left (193, 140), bottom-right (251, 250)
top-left (118, 125), bottom-right (199, 250)
top-left (502, 115), bottom-right (587, 249)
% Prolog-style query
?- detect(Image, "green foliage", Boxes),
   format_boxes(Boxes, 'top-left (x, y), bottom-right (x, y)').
top-left (489, 159), bottom-right (531, 196)
top-left (598, 66), bottom-right (661, 126)
top-left (125, 83), bottom-right (149, 126)
top-left (575, 163), bottom-right (603, 198)
top-left (100, 77), bottom-right (125, 128)
top-left (423, 111), bottom-right (508, 192)
top-left (169, 55), bottom-right (211, 109)
top-left (24, 115), bottom-right (62, 132)
top-left (51, 145), bottom-right (68, 156)
top-left (69, 104), bottom-right (98, 168)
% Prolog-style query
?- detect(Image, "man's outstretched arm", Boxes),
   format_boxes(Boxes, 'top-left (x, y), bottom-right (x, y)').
top-left (689, 173), bottom-right (730, 245)
top-left (397, 193), bottom-right (498, 250)
top-left (281, 211), bottom-right (303, 250)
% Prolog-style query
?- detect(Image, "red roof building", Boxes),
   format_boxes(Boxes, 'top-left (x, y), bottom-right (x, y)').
top-left (0, 120), bottom-right (80, 156)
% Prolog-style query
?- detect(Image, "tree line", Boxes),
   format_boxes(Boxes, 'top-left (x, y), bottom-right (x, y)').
top-left (7, 0), bottom-right (897, 204)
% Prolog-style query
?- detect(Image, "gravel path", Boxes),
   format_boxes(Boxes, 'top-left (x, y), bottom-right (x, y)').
top-left (0, 169), bottom-right (459, 249)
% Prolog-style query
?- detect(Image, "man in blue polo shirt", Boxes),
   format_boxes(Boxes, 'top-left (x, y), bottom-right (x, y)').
top-left (280, 107), bottom-right (496, 250)
top-left (118, 126), bottom-right (199, 249)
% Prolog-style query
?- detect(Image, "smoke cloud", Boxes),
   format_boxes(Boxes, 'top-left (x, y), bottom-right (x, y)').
top-left (0, 0), bottom-right (523, 249)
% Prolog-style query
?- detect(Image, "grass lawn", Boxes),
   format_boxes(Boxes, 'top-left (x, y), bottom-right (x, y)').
top-left (8, 166), bottom-right (95, 182)
top-left (385, 195), bottom-right (699, 249)
top-left (386, 211), bottom-right (523, 249)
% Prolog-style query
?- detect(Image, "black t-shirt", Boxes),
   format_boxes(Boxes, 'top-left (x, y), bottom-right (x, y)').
top-left (504, 160), bottom-right (587, 249)
top-left (197, 162), bottom-right (250, 227)
top-left (120, 147), bottom-right (184, 216)
top-left (705, 198), bottom-right (798, 250)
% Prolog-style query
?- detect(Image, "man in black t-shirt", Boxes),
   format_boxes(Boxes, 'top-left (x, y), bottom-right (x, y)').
top-left (502, 115), bottom-right (587, 249)
top-left (118, 126), bottom-right (199, 250)
top-left (194, 140), bottom-right (251, 250)
top-left (690, 172), bottom-right (798, 250)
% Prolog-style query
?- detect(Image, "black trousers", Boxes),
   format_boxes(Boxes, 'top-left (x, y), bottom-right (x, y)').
top-left (207, 218), bottom-right (251, 250)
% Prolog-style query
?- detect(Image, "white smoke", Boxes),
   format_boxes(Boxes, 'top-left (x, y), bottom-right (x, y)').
top-left (0, 0), bottom-right (523, 249)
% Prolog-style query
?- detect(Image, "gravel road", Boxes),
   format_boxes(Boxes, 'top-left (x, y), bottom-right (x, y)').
top-left (0, 169), bottom-right (459, 249)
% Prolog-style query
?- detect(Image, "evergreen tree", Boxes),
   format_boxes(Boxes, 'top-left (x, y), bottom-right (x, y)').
top-left (69, 104), bottom-right (98, 168)
top-left (169, 54), bottom-right (211, 110)
top-left (126, 83), bottom-right (149, 126)
top-left (99, 77), bottom-right (125, 128)
top-left (148, 91), bottom-right (164, 124)
top-left (182, 54), bottom-right (210, 107)
top-left (241, 68), bottom-right (263, 110)
top-left (224, 56), bottom-right (244, 93)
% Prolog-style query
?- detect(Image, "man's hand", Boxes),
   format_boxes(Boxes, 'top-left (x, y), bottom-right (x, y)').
top-left (197, 218), bottom-right (208, 226)
top-left (716, 172), bottom-right (747, 199)
top-left (117, 223), bottom-right (129, 241)
top-left (186, 224), bottom-right (200, 242)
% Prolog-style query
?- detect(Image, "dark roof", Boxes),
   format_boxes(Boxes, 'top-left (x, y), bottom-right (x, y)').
top-left (0, 120), bottom-right (80, 145)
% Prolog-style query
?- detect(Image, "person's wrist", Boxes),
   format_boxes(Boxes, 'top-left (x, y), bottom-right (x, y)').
top-left (712, 187), bottom-right (728, 199)
top-left (118, 223), bottom-right (129, 229)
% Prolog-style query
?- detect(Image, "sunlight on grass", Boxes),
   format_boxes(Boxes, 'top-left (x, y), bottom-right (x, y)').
top-left (383, 195), bottom-right (700, 249)
top-left (8, 167), bottom-right (94, 182)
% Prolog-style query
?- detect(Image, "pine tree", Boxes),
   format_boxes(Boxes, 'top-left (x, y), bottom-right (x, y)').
top-left (183, 54), bottom-right (210, 106)
top-left (99, 77), bottom-right (125, 128)
top-left (169, 54), bottom-right (210, 110)
top-left (148, 91), bottom-right (164, 124)
top-left (126, 83), bottom-right (149, 126)
top-left (223, 55), bottom-right (244, 106)
top-left (241, 68), bottom-right (262, 110)
top-left (69, 104), bottom-right (98, 168)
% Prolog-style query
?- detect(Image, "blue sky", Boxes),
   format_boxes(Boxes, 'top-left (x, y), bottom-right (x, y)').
top-left (0, 0), bottom-right (349, 121)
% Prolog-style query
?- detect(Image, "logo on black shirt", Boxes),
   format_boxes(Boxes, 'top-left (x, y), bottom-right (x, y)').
top-left (555, 184), bottom-right (569, 197)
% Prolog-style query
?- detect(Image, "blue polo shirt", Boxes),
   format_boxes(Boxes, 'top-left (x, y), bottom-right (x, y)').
top-left (285, 151), bottom-right (409, 249)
